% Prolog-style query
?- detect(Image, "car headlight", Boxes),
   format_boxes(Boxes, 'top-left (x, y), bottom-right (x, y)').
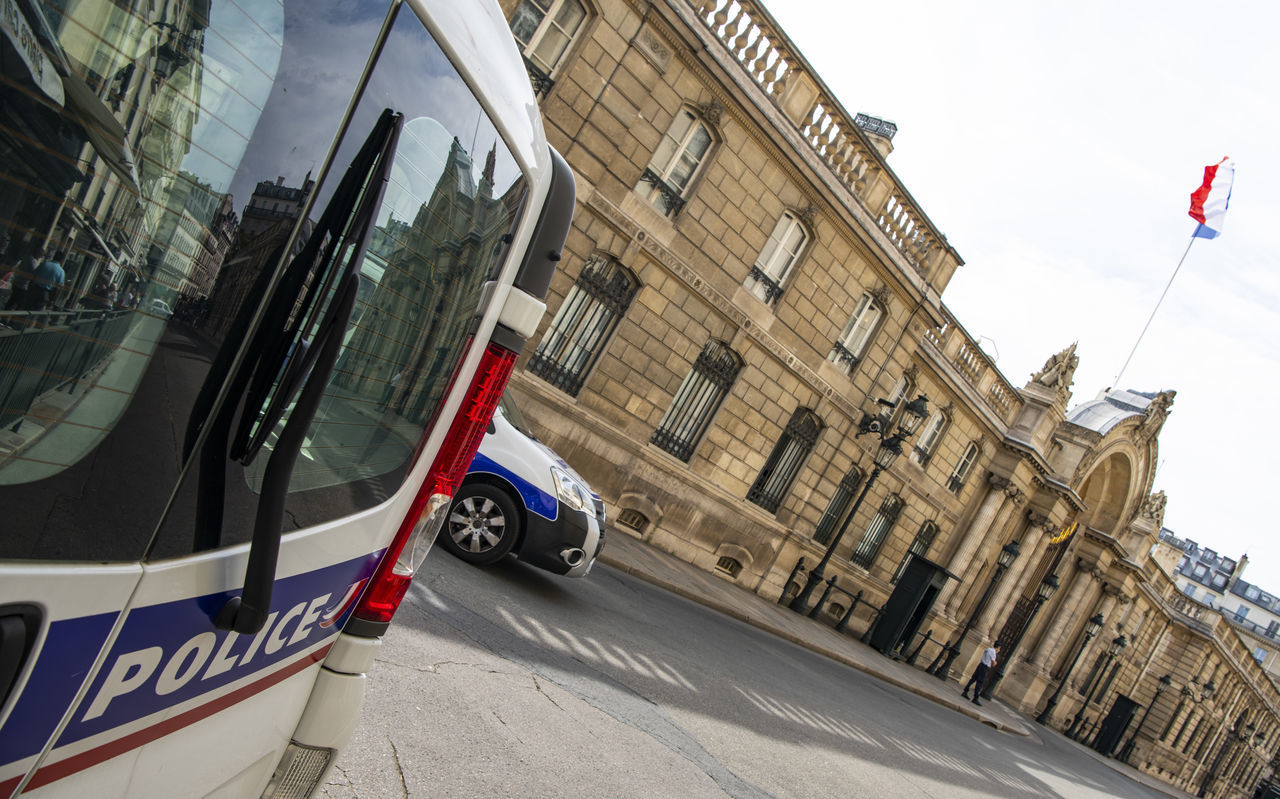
top-left (551, 466), bottom-right (590, 512)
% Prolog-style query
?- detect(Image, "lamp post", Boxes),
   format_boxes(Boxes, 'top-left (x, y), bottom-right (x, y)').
top-left (1067, 631), bottom-right (1128, 739)
top-left (1036, 611), bottom-right (1104, 725)
top-left (980, 572), bottom-right (1059, 699)
top-left (927, 539), bottom-right (1020, 679)
top-left (1118, 673), bottom-right (1172, 763)
top-left (788, 395), bottom-right (929, 614)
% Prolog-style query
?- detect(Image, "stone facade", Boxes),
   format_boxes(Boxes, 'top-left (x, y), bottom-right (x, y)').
top-left (498, 1), bottom-right (1278, 795)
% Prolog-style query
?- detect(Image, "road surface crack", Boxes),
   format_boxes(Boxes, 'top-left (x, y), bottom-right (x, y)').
top-left (532, 674), bottom-right (565, 711)
top-left (388, 737), bottom-right (410, 798)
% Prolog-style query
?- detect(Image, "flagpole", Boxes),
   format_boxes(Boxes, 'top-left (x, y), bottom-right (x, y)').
top-left (1112, 234), bottom-right (1197, 389)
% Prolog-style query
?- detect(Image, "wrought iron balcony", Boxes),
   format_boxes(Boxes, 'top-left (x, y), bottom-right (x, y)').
top-left (638, 168), bottom-right (686, 217)
top-left (830, 341), bottom-right (857, 367)
top-left (748, 265), bottom-right (783, 304)
top-left (523, 57), bottom-right (554, 99)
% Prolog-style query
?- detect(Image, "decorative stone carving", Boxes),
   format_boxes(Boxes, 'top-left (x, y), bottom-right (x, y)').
top-left (903, 363), bottom-right (920, 383)
top-left (797, 205), bottom-right (817, 228)
top-left (988, 473), bottom-right (1012, 492)
top-left (1139, 390), bottom-right (1176, 441)
top-left (1140, 490), bottom-right (1168, 526)
top-left (697, 99), bottom-right (724, 127)
top-left (1030, 342), bottom-right (1079, 401)
top-left (1026, 510), bottom-right (1050, 529)
top-left (870, 284), bottom-right (892, 309)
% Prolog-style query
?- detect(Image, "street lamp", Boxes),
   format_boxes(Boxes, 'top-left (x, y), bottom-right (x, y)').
top-left (927, 539), bottom-right (1020, 679)
top-left (1068, 631), bottom-right (1128, 739)
top-left (1118, 673), bottom-right (1172, 763)
top-left (788, 395), bottom-right (929, 614)
top-left (980, 572), bottom-right (1060, 698)
top-left (1036, 611), bottom-right (1104, 725)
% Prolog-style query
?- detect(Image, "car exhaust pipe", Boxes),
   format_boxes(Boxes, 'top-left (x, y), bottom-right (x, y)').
top-left (559, 547), bottom-right (585, 567)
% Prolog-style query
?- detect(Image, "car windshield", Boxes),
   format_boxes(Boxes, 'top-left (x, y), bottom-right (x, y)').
top-left (498, 393), bottom-right (534, 438)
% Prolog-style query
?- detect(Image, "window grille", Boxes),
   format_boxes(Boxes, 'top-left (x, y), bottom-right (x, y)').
top-left (892, 520), bottom-right (938, 583)
top-left (850, 494), bottom-right (903, 569)
top-left (528, 255), bottom-right (637, 396)
top-left (651, 340), bottom-right (742, 461)
top-left (947, 441), bottom-right (979, 493)
top-left (716, 556), bottom-right (742, 578)
top-left (747, 407), bottom-right (822, 513)
top-left (617, 508), bottom-right (648, 533)
top-left (813, 466), bottom-right (863, 545)
top-left (636, 109), bottom-right (712, 217)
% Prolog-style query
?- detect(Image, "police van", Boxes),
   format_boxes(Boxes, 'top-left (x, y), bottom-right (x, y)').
top-left (0, 0), bottom-right (573, 797)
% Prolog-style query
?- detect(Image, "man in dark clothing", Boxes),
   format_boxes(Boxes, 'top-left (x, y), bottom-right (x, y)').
top-left (961, 641), bottom-right (1001, 706)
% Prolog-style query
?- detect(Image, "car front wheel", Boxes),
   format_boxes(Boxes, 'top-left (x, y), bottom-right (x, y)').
top-left (441, 484), bottom-right (520, 566)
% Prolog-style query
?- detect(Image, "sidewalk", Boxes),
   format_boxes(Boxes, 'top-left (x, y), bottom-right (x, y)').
top-left (596, 530), bottom-right (1194, 799)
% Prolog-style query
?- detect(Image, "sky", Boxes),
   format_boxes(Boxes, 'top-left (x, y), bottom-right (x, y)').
top-left (765, 1), bottom-right (1280, 590)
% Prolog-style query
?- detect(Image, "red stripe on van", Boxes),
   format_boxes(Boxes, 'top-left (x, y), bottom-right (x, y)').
top-left (21, 643), bottom-right (332, 793)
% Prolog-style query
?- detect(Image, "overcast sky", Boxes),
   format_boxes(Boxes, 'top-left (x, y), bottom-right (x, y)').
top-left (766, 0), bottom-right (1280, 592)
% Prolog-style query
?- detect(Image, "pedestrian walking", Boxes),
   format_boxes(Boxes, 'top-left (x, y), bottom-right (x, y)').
top-left (27, 248), bottom-right (66, 310)
top-left (961, 641), bottom-right (1001, 706)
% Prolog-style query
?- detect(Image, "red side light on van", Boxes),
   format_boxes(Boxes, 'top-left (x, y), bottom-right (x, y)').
top-left (353, 340), bottom-right (518, 624)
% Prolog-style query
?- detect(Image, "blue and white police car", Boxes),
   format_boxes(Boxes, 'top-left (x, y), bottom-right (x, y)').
top-left (440, 393), bottom-right (605, 577)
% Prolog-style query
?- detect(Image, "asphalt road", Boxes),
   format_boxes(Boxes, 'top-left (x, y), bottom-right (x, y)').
top-left (321, 551), bottom-right (1173, 798)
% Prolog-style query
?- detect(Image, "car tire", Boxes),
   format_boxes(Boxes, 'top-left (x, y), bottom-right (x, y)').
top-left (441, 483), bottom-right (520, 566)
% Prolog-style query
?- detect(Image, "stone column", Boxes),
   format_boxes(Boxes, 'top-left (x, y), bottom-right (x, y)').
top-left (980, 512), bottom-right (1055, 641)
top-left (1030, 559), bottom-right (1099, 671)
top-left (940, 475), bottom-right (1023, 615)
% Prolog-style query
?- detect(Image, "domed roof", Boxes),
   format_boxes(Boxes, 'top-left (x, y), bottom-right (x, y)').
top-left (1067, 388), bottom-right (1160, 435)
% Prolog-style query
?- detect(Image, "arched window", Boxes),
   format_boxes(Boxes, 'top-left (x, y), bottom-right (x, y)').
top-left (850, 494), bottom-right (903, 569)
top-left (528, 254), bottom-right (638, 396)
top-left (651, 339), bottom-right (743, 461)
top-left (948, 441), bottom-right (980, 493)
top-left (830, 292), bottom-right (882, 370)
top-left (510, 0), bottom-right (588, 95)
top-left (748, 211), bottom-right (808, 304)
top-left (747, 407), bottom-right (822, 513)
top-left (892, 520), bottom-right (938, 583)
top-left (813, 466), bottom-right (863, 545)
top-left (637, 108), bottom-right (713, 217)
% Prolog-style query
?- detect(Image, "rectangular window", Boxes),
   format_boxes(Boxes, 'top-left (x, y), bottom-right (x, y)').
top-left (947, 441), bottom-right (979, 493)
top-left (636, 109), bottom-right (711, 217)
top-left (748, 212), bottom-right (808, 304)
top-left (830, 293), bottom-right (881, 368)
top-left (911, 411), bottom-right (947, 467)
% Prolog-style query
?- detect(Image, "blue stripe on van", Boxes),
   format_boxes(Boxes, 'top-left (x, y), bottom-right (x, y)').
top-left (468, 452), bottom-right (558, 520)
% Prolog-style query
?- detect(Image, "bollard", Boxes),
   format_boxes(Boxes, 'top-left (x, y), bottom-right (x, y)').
top-left (835, 590), bottom-right (862, 633)
top-left (778, 557), bottom-right (806, 605)
top-left (808, 575), bottom-right (838, 619)
top-left (860, 606), bottom-right (883, 644)
top-left (906, 628), bottom-right (932, 666)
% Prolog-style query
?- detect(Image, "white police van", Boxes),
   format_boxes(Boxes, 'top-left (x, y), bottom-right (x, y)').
top-left (0, 0), bottom-right (573, 797)
top-left (441, 393), bottom-right (605, 577)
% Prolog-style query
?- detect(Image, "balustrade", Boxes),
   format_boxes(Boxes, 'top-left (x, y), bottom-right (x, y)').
top-left (689, 0), bottom-right (950, 279)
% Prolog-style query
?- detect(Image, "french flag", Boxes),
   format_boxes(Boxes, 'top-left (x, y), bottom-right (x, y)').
top-left (1188, 157), bottom-right (1234, 239)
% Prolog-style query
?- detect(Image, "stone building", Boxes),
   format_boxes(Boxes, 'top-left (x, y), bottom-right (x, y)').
top-left (496, 0), bottom-right (1279, 795)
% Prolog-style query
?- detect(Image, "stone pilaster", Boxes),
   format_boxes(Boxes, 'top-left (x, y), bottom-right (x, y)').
top-left (940, 475), bottom-right (1024, 615)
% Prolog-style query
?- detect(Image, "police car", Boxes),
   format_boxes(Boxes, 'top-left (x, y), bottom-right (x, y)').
top-left (441, 393), bottom-right (605, 577)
